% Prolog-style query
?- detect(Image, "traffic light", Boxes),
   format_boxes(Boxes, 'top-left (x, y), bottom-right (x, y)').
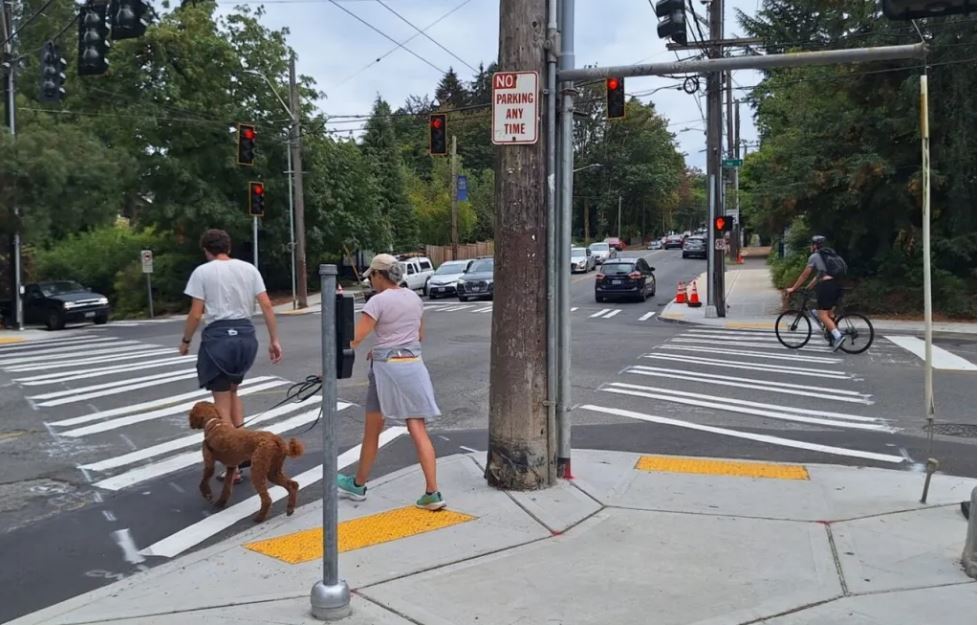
top-left (881, 0), bottom-right (975, 19)
top-left (248, 182), bottom-right (265, 216)
top-left (237, 123), bottom-right (256, 166)
top-left (429, 114), bottom-right (447, 156)
top-left (606, 77), bottom-right (625, 119)
top-left (654, 0), bottom-right (687, 46)
top-left (77, 3), bottom-right (110, 77)
top-left (335, 293), bottom-right (356, 379)
top-left (109, 0), bottom-right (148, 40)
top-left (714, 215), bottom-right (733, 233)
top-left (39, 42), bottom-right (67, 104)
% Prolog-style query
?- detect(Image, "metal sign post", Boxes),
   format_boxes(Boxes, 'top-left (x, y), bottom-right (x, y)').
top-left (141, 250), bottom-right (154, 318)
top-left (310, 264), bottom-right (351, 621)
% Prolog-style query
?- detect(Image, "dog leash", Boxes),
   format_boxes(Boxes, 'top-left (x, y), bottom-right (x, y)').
top-left (239, 374), bottom-right (323, 429)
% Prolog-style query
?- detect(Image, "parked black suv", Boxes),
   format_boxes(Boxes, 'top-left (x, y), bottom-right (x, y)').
top-left (23, 281), bottom-right (111, 330)
top-left (595, 258), bottom-right (656, 302)
top-left (456, 257), bottom-right (494, 302)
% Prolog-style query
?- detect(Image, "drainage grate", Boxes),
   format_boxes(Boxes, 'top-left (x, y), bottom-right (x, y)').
top-left (927, 423), bottom-right (977, 438)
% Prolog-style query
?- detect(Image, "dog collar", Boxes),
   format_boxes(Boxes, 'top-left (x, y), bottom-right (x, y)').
top-left (203, 417), bottom-right (225, 433)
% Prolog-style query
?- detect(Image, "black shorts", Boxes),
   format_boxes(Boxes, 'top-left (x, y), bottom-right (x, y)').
top-left (815, 280), bottom-right (842, 310)
top-left (205, 373), bottom-right (244, 392)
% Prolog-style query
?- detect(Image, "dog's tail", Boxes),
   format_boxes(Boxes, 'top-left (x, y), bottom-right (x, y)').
top-left (286, 438), bottom-right (304, 458)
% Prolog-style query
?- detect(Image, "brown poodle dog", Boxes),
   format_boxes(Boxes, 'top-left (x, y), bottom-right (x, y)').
top-left (188, 401), bottom-right (304, 522)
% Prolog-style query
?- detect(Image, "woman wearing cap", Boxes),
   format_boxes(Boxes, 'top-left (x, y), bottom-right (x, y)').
top-left (337, 254), bottom-right (446, 510)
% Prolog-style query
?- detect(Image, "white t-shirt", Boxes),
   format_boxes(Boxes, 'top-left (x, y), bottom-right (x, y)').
top-left (184, 259), bottom-right (266, 323)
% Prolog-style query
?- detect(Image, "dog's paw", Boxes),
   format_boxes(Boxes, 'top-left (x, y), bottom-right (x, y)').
top-left (287, 508), bottom-right (295, 516)
top-left (253, 514), bottom-right (267, 523)
top-left (214, 499), bottom-right (229, 509)
top-left (200, 491), bottom-right (213, 502)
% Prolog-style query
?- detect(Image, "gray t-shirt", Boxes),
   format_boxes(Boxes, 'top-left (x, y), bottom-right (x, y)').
top-left (184, 259), bottom-right (266, 323)
top-left (363, 287), bottom-right (424, 349)
top-left (807, 251), bottom-right (829, 279)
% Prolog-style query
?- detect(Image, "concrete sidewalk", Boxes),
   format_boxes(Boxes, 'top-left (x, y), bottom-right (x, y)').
top-left (10, 450), bottom-right (976, 625)
top-left (661, 263), bottom-right (977, 336)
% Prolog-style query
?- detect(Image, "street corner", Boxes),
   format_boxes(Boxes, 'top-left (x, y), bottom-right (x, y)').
top-left (244, 505), bottom-right (477, 565)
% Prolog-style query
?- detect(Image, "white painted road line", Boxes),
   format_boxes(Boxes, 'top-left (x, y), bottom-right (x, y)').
top-left (604, 382), bottom-right (889, 427)
top-left (885, 336), bottom-right (977, 371)
top-left (5, 348), bottom-right (175, 372)
top-left (578, 404), bottom-right (905, 464)
top-left (603, 309), bottom-right (622, 319)
top-left (59, 380), bottom-right (289, 438)
top-left (50, 376), bottom-right (280, 428)
top-left (669, 337), bottom-right (834, 353)
top-left (474, 306), bottom-right (493, 313)
top-left (642, 353), bottom-right (851, 380)
top-left (590, 308), bottom-right (611, 318)
top-left (35, 373), bottom-right (200, 407)
top-left (93, 403), bottom-right (352, 491)
top-left (0, 335), bottom-right (117, 354)
top-left (80, 397), bottom-right (328, 472)
top-left (571, 307), bottom-right (579, 312)
top-left (639, 312), bottom-right (656, 321)
top-left (0, 341), bottom-right (148, 366)
top-left (138, 427), bottom-right (408, 559)
top-left (625, 366), bottom-right (873, 404)
top-left (686, 328), bottom-right (774, 337)
top-left (16, 356), bottom-right (197, 385)
top-left (658, 344), bottom-right (841, 364)
top-left (28, 368), bottom-right (198, 400)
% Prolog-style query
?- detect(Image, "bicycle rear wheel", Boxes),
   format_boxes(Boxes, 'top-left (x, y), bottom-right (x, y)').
top-left (835, 313), bottom-right (874, 354)
top-left (775, 310), bottom-right (812, 349)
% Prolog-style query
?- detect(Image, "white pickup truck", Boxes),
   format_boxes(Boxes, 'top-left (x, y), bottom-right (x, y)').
top-left (362, 255), bottom-right (435, 299)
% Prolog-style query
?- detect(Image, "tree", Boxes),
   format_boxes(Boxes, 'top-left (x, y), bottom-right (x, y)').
top-left (434, 67), bottom-right (469, 109)
top-left (361, 97), bottom-right (418, 250)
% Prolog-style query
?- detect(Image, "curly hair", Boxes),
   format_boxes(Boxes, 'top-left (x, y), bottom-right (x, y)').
top-left (200, 229), bottom-right (232, 256)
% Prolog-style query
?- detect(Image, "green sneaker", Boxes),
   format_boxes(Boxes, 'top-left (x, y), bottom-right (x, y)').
top-left (337, 474), bottom-right (367, 501)
top-left (416, 491), bottom-right (447, 511)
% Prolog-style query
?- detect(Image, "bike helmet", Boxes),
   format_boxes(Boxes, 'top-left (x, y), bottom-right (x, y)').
top-left (811, 235), bottom-right (827, 248)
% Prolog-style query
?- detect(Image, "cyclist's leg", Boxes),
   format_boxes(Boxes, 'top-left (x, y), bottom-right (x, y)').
top-left (815, 281), bottom-right (841, 334)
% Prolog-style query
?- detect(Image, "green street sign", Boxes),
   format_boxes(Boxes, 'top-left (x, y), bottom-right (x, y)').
top-left (722, 158), bottom-right (743, 168)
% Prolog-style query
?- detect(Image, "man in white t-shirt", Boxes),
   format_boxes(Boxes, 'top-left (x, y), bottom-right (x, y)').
top-left (179, 229), bottom-right (282, 433)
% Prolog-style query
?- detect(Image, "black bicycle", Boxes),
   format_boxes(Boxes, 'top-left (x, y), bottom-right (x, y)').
top-left (775, 290), bottom-right (874, 354)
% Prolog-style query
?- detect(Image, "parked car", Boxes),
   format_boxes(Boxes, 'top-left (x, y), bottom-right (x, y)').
top-left (587, 241), bottom-right (616, 264)
top-left (425, 259), bottom-right (472, 298)
top-left (595, 258), bottom-right (656, 303)
top-left (682, 235), bottom-right (708, 259)
top-left (362, 255), bottom-right (434, 300)
top-left (456, 257), bottom-right (494, 302)
top-left (571, 247), bottom-right (596, 273)
top-left (605, 237), bottom-right (625, 251)
top-left (664, 234), bottom-right (685, 249)
top-left (22, 281), bottom-right (110, 330)
top-left (647, 239), bottom-right (663, 250)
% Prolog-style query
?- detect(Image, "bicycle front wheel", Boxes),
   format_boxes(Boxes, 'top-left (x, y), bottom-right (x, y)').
top-left (775, 310), bottom-right (812, 349)
top-left (835, 313), bottom-right (874, 354)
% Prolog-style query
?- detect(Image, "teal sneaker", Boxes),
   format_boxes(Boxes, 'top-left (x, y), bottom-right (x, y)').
top-left (337, 474), bottom-right (367, 501)
top-left (416, 491), bottom-right (447, 511)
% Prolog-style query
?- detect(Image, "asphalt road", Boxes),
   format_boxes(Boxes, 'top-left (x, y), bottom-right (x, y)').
top-left (0, 248), bottom-right (974, 622)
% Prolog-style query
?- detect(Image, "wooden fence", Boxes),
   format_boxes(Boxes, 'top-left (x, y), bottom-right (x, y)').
top-left (424, 241), bottom-right (494, 267)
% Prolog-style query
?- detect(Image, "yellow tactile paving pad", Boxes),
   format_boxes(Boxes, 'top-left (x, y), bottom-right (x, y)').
top-left (0, 337), bottom-right (25, 344)
top-left (635, 455), bottom-right (809, 480)
top-left (244, 506), bottom-right (476, 564)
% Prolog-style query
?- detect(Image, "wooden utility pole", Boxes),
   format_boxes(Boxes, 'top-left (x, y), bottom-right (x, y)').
top-left (451, 135), bottom-right (459, 260)
top-left (487, 0), bottom-right (554, 489)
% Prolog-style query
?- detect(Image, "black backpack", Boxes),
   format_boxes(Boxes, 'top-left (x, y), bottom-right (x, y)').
top-left (818, 248), bottom-right (848, 278)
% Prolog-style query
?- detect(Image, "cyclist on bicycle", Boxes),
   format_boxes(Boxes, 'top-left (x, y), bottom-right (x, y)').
top-left (786, 235), bottom-right (845, 351)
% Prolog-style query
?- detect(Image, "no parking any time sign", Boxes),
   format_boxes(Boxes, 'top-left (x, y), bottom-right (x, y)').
top-left (492, 71), bottom-right (539, 145)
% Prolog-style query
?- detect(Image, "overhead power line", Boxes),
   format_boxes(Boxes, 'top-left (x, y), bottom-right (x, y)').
top-left (374, 0), bottom-right (479, 73)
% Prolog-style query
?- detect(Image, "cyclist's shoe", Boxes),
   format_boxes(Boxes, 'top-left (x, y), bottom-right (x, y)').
top-left (337, 474), bottom-right (367, 501)
top-left (831, 334), bottom-right (846, 352)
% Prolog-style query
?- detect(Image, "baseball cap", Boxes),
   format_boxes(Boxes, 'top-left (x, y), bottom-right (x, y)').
top-left (363, 253), bottom-right (399, 278)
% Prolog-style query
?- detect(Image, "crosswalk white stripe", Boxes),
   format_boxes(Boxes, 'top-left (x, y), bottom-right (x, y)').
top-left (4, 348), bottom-right (175, 372)
top-left (642, 353), bottom-right (850, 380)
top-left (658, 344), bottom-right (841, 364)
top-left (603, 309), bottom-right (622, 319)
top-left (686, 328), bottom-right (772, 336)
top-left (35, 373), bottom-right (200, 407)
top-left (80, 397), bottom-right (327, 472)
top-left (28, 368), bottom-right (198, 400)
top-left (669, 337), bottom-right (834, 353)
top-left (59, 380), bottom-right (289, 437)
top-left (0, 341), bottom-right (147, 365)
top-left (680, 332), bottom-right (783, 342)
top-left (579, 404), bottom-right (905, 464)
top-left (605, 382), bottom-right (887, 425)
top-left (0, 335), bottom-right (117, 353)
top-left (474, 306), bottom-right (493, 313)
top-left (625, 366), bottom-right (873, 404)
top-left (639, 312), bottom-right (656, 321)
top-left (93, 403), bottom-right (353, 491)
top-left (138, 427), bottom-right (408, 559)
top-left (590, 308), bottom-right (611, 318)
top-left (885, 336), bottom-right (977, 371)
top-left (571, 307), bottom-right (579, 312)
top-left (16, 356), bottom-right (196, 385)
top-left (50, 375), bottom-right (280, 428)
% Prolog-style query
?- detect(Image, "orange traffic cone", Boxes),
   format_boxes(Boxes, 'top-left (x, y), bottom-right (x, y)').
top-left (675, 281), bottom-right (687, 304)
top-left (687, 282), bottom-right (702, 308)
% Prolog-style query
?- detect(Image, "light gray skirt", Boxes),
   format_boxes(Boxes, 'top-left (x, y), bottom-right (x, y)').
top-left (365, 345), bottom-right (441, 422)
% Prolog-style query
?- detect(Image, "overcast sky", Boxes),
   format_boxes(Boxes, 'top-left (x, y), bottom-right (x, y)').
top-left (228, 0), bottom-right (765, 170)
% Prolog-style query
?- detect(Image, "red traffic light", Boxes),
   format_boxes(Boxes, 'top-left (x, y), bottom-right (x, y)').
top-left (431, 117), bottom-right (443, 129)
top-left (607, 78), bottom-right (620, 92)
top-left (242, 127), bottom-right (255, 140)
top-left (252, 183), bottom-right (264, 195)
top-left (714, 216), bottom-right (732, 232)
